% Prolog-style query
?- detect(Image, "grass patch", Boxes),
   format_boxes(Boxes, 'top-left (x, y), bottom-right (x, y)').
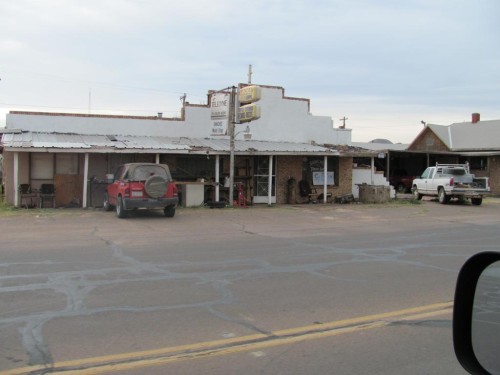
top-left (0, 200), bottom-right (18, 215)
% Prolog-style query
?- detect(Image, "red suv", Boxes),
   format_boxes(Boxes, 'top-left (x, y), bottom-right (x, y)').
top-left (103, 163), bottom-right (178, 218)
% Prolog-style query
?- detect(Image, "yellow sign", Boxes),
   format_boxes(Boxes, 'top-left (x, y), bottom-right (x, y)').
top-left (239, 85), bottom-right (262, 104)
top-left (239, 103), bottom-right (261, 123)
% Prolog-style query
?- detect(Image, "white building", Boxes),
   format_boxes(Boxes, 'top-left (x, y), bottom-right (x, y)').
top-left (1, 84), bottom-right (382, 208)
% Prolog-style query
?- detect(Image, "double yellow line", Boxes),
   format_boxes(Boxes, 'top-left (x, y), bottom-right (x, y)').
top-left (2, 302), bottom-right (453, 375)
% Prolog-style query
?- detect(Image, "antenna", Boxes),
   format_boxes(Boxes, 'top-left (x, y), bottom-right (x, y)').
top-left (88, 89), bottom-right (91, 114)
top-left (248, 64), bottom-right (253, 84)
top-left (339, 116), bottom-right (348, 129)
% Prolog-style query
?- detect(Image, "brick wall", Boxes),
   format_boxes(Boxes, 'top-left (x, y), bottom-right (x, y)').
top-left (337, 157), bottom-right (353, 196)
top-left (488, 156), bottom-right (500, 194)
top-left (408, 128), bottom-right (449, 152)
top-left (276, 156), bottom-right (353, 204)
top-left (276, 156), bottom-right (303, 204)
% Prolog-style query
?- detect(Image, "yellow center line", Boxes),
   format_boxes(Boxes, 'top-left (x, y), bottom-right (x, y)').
top-left (1, 301), bottom-right (453, 375)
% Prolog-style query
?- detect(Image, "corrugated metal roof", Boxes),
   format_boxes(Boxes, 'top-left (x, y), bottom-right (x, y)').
top-left (2, 133), bottom-right (191, 151)
top-left (1, 132), bottom-right (343, 155)
top-left (427, 120), bottom-right (500, 151)
top-left (352, 142), bottom-right (408, 151)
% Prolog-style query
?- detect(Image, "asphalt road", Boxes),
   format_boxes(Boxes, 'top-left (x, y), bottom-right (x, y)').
top-left (1, 198), bottom-right (499, 374)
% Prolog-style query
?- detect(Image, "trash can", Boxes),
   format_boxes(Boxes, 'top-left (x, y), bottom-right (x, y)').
top-left (357, 184), bottom-right (390, 203)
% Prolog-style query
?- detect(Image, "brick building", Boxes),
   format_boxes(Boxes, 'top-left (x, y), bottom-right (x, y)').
top-left (407, 113), bottom-right (500, 194)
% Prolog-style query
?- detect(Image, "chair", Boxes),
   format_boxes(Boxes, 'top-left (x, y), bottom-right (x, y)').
top-left (19, 184), bottom-right (37, 208)
top-left (39, 184), bottom-right (56, 208)
top-left (299, 180), bottom-right (332, 203)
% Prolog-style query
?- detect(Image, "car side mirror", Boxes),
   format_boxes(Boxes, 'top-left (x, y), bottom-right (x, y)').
top-left (454, 252), bottom-right (500, 374)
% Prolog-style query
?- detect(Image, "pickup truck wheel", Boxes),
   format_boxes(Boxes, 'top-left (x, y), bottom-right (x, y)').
top-left (396, 183), bottom-right (407, 194)
top-left (103, 193), bottom-right (113, 211)
top-left (164, 205), bottom-right (176, 218)
top-left (116, 196), bottom-right (127, 218)
top-left (412, 187), bottom-right (422, 200)
top-left (438, 188), bottom-right (450, 204)
top-left (471, 197), bottom-right (483, 206)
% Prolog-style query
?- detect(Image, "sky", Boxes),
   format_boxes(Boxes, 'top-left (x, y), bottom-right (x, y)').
top-left (1, 0), bottom-right (500, 143)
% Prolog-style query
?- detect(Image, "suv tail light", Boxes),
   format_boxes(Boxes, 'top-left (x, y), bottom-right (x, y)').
top-left (168, 183), bottom-right (178, 197)
top-left (450, 177), bottom-right (454, 186)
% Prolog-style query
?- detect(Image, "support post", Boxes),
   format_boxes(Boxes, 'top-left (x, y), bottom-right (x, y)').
top-left (268, 155), bottom-right (273, 206)
top-left (323, 156), bottom-right (328, 203)
top-left (83, 153), bottom-right (89, 208)
top-left (215, 155), bottom-right (220, 202)
top-left (14, 152), bottom-right (19, 207)
top-left (371, 157), bottom-right (375, 185)
top-left (155, 154), bottom-right (160, 164)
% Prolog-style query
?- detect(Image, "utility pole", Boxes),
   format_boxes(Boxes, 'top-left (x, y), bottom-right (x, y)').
top-left (228, 86), bottom-right (237, 207)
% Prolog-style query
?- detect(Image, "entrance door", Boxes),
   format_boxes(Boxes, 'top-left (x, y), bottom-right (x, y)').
top-left (253, 156), bottom-right (276, 204)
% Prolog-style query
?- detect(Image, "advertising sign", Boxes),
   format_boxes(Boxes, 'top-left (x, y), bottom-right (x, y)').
top-left (239, 103), bottom-right (261, 123)
top-left (210, 92), bottom-right (230, 119)
top-left (239, 85), bottom-right (262, 104)
top-left (211, 119), bottom-right (227, 136)
top-left (210, 92), bottom-right (230, 136)
top-left (312, 171), bottom-right (335, 186)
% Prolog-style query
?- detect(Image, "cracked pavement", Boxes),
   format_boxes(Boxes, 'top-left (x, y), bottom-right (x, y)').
top-left (1, 202), bottom-right (499, 373)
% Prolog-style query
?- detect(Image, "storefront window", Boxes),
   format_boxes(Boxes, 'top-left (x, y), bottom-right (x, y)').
top-left (302, 156), bottom-right (339, 186)
top-left (174, 156), bottom-right (216, 181)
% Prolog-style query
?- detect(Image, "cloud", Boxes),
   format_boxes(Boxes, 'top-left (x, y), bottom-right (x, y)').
top-left (2, 0), bottom-right (500, 142)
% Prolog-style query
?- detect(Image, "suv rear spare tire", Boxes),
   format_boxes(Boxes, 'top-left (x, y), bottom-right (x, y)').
top-left (145, 175), bottom-right (168, 198)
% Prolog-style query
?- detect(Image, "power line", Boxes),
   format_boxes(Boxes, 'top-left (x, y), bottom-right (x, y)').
top-left (0, 66), bottom-right (208, 100)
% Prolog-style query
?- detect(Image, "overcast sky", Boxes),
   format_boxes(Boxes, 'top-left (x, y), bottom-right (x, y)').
top-left (1, 0), bottom-right (499, 143)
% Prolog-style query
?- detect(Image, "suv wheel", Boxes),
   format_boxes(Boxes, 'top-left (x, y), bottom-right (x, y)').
top-left (116, 196), bottom-right (127, 218)
top-left (164, 205), bottom-right (176, 217)
top-left (103, 193), bottom-right (113, 211)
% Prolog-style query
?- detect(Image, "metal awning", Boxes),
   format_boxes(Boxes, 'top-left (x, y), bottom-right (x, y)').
top-left (0, 131), bottom-right (370, 156)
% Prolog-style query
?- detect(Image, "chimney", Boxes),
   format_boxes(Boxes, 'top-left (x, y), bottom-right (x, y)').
top-left (472, 113), bottom-right (480, 123)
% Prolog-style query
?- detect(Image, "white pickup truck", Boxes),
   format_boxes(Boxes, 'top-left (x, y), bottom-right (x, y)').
top-left (412, 163), bottom-right (490, 205)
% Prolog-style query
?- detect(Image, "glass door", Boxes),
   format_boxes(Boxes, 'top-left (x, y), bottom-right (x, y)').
top-left (253, 156), bottom-right (276, 204)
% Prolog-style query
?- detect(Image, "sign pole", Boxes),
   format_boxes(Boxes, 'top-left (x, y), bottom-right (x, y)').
top-left (228, 86), bottom-right (237, 207)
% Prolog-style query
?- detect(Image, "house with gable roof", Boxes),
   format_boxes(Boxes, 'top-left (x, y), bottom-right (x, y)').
top-left (407, 113), bottom-right (500, 193)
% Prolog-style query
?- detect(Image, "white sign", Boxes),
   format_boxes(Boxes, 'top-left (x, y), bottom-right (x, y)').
top-left (211, 119), bottom-right (227, 136)
top-left (312, 171), bottom-right (334, 186)
top-left (210, 93), bottom-right (230, 120)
